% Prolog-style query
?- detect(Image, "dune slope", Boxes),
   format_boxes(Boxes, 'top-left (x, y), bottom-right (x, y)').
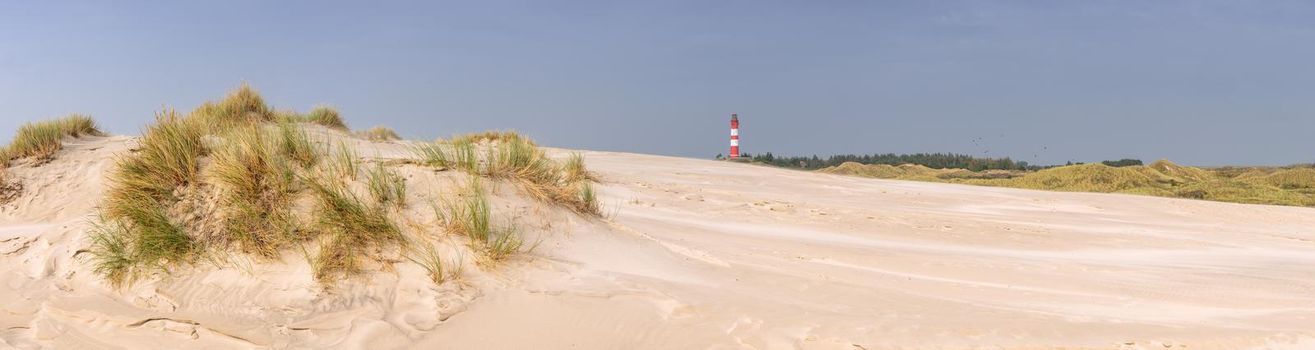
top-left (2, 137), bottom-right (1314, 349)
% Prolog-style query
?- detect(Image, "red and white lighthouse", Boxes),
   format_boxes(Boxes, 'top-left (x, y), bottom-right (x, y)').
top-left (729, 113), bottom-right (740, 158)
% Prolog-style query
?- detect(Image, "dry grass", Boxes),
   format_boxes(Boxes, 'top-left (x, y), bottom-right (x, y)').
top-left (405, 243), bottom-right (460, 285)
top-left (209, 125), bottom-right (299, 258)
top-left (414, 143), bottom-right (451, 168)
top-left (87, 85), bottom-right (573, 287)
top-left (94, 110), bottom-right (208, 286)
top-left (484, 223), bottom-right (523, 262)
top-left (277, 121), bottom-right (321, 168)
top-left (438, 178), bottom-right (524, 262)
top-left (303, 106), bottom-right (348, 130)
top-left (1, 114), bottom-right (104, 165)
top-left (418, 132), bottom-right (601, 215)
top-left (441, 179), bottom-right (492, 242)
top-left (306, 175), bottom-right (404, 281)
top-left (358, 126), bottom-right (401, 141)
top-left (366, 164), bottom-right (407, 208)
top-left (187, 83), bottom-right (272, 134)
top-left (105, 110), bottom-right (207, 216)
top-left (483, 136), bottom-right (600, 215)
top-left (327, 141), bottom-right (360, 180)
top-left (448, 130), bottom-right (532, 145)
top-left (563, 153), bottom-right (594, 182)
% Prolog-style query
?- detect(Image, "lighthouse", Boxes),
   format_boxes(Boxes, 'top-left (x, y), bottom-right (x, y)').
top-left (729, 114), bottom-right (740, 159)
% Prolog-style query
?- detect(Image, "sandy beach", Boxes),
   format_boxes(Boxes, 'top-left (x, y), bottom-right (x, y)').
top-left (0, 131), bottom-right (1312, 349)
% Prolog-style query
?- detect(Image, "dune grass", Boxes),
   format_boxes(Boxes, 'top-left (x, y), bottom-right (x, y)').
top-left (327, 141), bottom-right (360, 180)
top-left (484, 223), bottom-right (523, 262)
top-left (484, 136), bottom-right (601, 215)
top-left (366, 164), bottom-right (407, 208)
top-left (416, 132), bottom-right (601, 215)
top-left (306, 175), bottom-right (404, 281)
top-left (405, 243), bottom-right (459, 285)
top-left (0, 114), bottom-right (104, 165)
top-left (448, 130), bottom-right (532, 145)
top-left (442, 179), bottom-right (492, 242)
top-left (89, 202), bottom-right (197, 288)
top-left (209, 125), bottom-right (300, 258)
top-left (188, 83), bottom-right (273, 134)
top-left (562, 153), bottom-right (593, 182)
top-left (414, 143), bottom-right (451, 168)
top-left (277, 121), bottom-right (320, 168)
top-left (303, 106), bottom-right (348, 130)
top-left (438, 178), bottom-right (525, 262)
top-left (359, 126), bottom-right (401, 141)
top-left (105, 111), bottom-right (208, 215)
top-left (87, 84), bottom-right (572, 287)
top-left (452, 139), bottom-right (479, 173)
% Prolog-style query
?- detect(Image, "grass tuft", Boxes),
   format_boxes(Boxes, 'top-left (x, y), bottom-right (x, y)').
top-left (326, 141), bottom-right (360, 180)
top-left (484, 223), bottom-right (523, 262)
top-left (414, 143), bottom-right (450, 168)
top-left (358, 126), bottom-right (401, 141)
top-left (209, 124), bottom-right (299, 258)
top-left (452, 139), bottom-right (479, 173)
top-left (563, 153), bottom-right (593, 182)
top-left (306, 175), bottom-right (403, 282)
top-left (405, 243), bottom-right (459, 285)
top-left (442, 179), bottom-right (492, 242)
top-left (366, 164), bottom-right (407, 208)
top-left (187, 83), bottom-right (273, 133)
top-left (303, 106), bottom-right (348, 130)
top-left (449, 130), bottom-right (532, 145)
top-left (1, 114), bottom-right (104, 165)
top-left (105, 110), bottom-right (207, 216)
top-left (438, 178), bottom-right (526, 262)
top-left (277, 121), bottom-right (321, 168)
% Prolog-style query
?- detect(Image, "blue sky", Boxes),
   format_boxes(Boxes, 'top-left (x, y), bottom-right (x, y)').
top-left (2, 0), bottom-right (1312, 166)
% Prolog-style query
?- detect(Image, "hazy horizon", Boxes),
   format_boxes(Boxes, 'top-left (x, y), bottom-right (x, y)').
top-left (3, 1), bottom-right (1313, 166)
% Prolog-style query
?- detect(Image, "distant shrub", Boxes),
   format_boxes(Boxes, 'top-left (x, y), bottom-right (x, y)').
top-left (1101, 159), bottom-right (1144, 167)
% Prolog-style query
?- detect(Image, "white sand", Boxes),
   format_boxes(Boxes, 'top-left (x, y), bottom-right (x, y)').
top-left (2, 133), bottom-right (1314, 349)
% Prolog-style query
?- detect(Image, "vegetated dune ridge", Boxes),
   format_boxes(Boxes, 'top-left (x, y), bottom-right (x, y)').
top-left (2, 131), bottom-right (1314, 349)
top-left (819, 161), bottom-right (1315, 207)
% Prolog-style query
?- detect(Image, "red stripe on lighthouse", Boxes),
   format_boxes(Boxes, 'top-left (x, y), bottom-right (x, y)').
top-left (729, 113), bottom-right (740, 158)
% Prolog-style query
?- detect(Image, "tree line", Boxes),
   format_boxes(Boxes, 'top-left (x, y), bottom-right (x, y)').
top-left (737, 152), bottom-right (1040, 171)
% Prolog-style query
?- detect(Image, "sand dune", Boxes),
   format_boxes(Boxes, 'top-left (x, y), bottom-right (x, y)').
top-left (2, 133), bottom-right (1314, 349)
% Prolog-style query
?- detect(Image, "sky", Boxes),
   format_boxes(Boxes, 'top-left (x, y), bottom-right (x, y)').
top-left (1, 0), bottom-right (1312, 166)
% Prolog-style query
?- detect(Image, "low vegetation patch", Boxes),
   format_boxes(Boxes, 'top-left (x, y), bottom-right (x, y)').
top-left (87, 84), bottom-right (592, 288)
top-left (303, 106), bottom-right (348, 130)
top-left (1, 114), bottom-right (104, 165)
top-left (209, 124), bottom-right (301, 258)
top-left (415, 132), bottom-right (601, 215)
top-left (306, 175), bottom-right (404, 281)
top-left (366, 163), bottom-right (407, 208)
top-left (358, 126), bottom-right (401, 141)
top-left (822, 160), bottom-right (1315, 207)
top-left (405, 243), bottom-right (459, 285)
top-left (448, 130), bottom-right (532, 145)
top-left (483, 136), bottom-right (600, 215)
top-left (438, 178), bottom-right (524, 263)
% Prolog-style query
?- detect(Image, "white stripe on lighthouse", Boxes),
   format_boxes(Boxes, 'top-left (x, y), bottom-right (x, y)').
top-left (730, 129), bottom-right (739, 136)
top-left (730, 139), bottom-right (739, 146)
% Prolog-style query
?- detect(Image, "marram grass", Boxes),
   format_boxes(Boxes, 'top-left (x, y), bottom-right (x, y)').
top-left (358, 126), bottom-right (401, 141)
top-left (1, 114), bottom-right (104, 165)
